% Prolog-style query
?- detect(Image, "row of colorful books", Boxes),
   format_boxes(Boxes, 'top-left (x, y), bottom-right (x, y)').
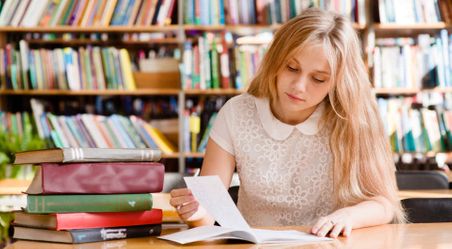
top-left (0, 0), bottom-right (176, 27)
top-left (372, 32), bottom-right (452, 89)
top-left (12, 147), bottom-right (165, 244)
top-left (377, 0), bottom-right (447, 24)
top-left (181, 32), bottom-right (268, 90)
top-left (0, 40), bottom-right (136, 90)
top-left (183, 0), bottom-right (366, 25)
top-left (35, 112), bottom-right (176, 154)
top-left (378, 93), bottom-right (452, 153)
top-left (183, 96), bottom-right (227, 153)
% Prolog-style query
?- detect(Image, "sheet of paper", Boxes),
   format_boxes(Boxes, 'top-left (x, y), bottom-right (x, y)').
top-left (159, 225), bottom-right (239, 244)
top-left (184, 176), bottom-right (250, 229)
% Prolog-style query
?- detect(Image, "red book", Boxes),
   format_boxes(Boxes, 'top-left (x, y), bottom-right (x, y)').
top-left (14, 209), bottom-right (162, 230)
top-left (26, 162), bottom-right (164, 194)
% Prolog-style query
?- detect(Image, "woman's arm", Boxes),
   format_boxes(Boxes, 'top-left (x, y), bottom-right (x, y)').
top-left (170, 138), bottom-right (236, 227)
top-left (311, 196), bottom-right (394, 238)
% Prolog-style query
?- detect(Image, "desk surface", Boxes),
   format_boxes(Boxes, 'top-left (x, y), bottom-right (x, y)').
top-left (5, 223), bottom-right (452, 249)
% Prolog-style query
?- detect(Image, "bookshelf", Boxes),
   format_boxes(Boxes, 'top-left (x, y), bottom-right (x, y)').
top-left (1, 0), bottom-right (450, 175)
top-left (369, 0), bottom-right (452, 172)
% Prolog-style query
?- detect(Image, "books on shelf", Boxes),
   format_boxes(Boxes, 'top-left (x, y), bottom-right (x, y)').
top-left (183, 0), bottom-right (366, 25)
top-left (377, 0), bottom-right (444, 24)
top-left (181, 32), bottom-right (269, 90)
top-left (372, 33), bottom-right (452, 89)
top-left (0, 0), bottom-right (177, 27)
top-left (0, 40), bottom-right (137, 90)
top-left (13, 224), bottom-right (162, 244)
top-left (26, 98), bottom-right (177, 153)
top-left (377, 94), bottom-right (452, 154)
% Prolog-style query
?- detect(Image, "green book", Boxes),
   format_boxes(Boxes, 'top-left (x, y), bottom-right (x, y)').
top-left (26, 193), bottom-right (153, 213)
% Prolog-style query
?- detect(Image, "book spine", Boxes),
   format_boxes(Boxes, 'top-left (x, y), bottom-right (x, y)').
top-left (39, 162), bottom-right (164, 194)
top-left (56, 209), bottom-right (163, 230)
top-left (71, 224), bottom-right (162, 243)
top-left (26, 193), bottom-right (153, 213)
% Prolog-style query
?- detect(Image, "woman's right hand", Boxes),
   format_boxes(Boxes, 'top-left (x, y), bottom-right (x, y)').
top-left (169, 188), bottom-right (203, 223)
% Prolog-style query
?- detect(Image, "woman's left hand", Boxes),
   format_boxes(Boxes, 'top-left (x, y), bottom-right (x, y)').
top-left (310, 208), bottom-right (354, 238)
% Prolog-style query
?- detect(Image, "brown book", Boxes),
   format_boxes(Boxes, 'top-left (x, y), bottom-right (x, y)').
top-left (26, 162), bottom-right (164, 194)
top-left (13, 148), bottom-right (162, 164)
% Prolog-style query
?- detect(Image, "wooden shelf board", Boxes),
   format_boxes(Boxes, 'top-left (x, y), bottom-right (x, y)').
top-left (184, 89), bottom-right (244, 95)
top-left (0, 89), bottom-right (180, 96)
top-left (184, 152), bottom-right (205, 158)
top-left (374, 23), bottom-right (449, 30)
top-left (0, 179), bottom-right (30, 195)
top-left (162, 153), bottom-right (180, 159)
top-left (0, 25), bottom-right (180, 33)
top-left (374, 87), bottom-right (452, 95)
top-left (26, 38), bottom-right (182, 45)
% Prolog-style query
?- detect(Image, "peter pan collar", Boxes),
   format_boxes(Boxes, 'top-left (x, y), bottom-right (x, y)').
top-left (254, 96), bottom-right (325, 140)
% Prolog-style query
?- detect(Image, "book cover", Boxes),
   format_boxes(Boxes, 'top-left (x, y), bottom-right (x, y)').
top-left (14, 224), bottom-right (162, 244)
top-left (26, 162), bottom-right (164, 194)
top-left (14, 209), bottom-right (162, 230)
top-left (14, 147), bottom-right (162, 164)
top-left (26, 193), bottom-right (153, 213)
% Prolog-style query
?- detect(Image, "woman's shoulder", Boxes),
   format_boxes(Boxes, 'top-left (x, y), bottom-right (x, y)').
top-left (223, 93), bottom-right (257, 110)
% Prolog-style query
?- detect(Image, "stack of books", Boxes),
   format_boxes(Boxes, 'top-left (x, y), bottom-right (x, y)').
top-left (11, 147), bottom-right (164, 244)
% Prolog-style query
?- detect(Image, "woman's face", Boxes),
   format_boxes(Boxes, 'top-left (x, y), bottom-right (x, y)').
top-left (272, 43), bottom-right (332, 125)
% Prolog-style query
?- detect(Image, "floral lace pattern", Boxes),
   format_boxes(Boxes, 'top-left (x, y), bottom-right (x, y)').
top-left (227, 94), bottom-right (335, 226)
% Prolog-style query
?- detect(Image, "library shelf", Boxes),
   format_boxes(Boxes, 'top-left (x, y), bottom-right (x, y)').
top-left (374, 88), bottom-right (452, 95)
top-left (0, 25), bottom-right (181, 33)
top-left (0, 89), bottom-right (180, 96)
top-left (162, 153), bottom-right (181, 159)
top-left (25, 38), bottom-right (183, 46)
top-left (373, 23), bottom-right (452, 37)
top-left (184, 89), bottom-right (244, 96)
top-left (183, 23), bottom-right (365, 32)
top-left (0, 179), bottom-right (30, 195)
top-left (184, 152), bottom-right (205, 158)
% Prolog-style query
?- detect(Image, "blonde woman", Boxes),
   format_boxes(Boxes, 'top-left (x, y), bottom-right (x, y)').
top-left (170, 8), bottom-right (405, 238)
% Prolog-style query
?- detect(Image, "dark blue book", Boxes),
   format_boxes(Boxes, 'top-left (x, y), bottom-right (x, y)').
top-left (13, 224), bottom-right (162, 244)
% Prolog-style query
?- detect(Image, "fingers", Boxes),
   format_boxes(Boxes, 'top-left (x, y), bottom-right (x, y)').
top-left (316, 219), bottom-right (335, 237)
top-left (328, 222), bottom-right (345, 238)
top-left (170, 188), bottom-right (192, 197)
top-left (311, 217), bottom-right (329, 234)
top-left (311, 217), bottom-right (351, 238)
top-left (342, 225), bottom-right (352, 237)
top-left (169, 188), bottom-right (194, 207)
top-left (169, 188), bottom-right (200, 222)
top-left (178, 201), bottom-right (200, 220)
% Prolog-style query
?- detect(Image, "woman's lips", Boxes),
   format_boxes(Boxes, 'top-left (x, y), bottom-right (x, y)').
top-left (285, 92), bottom-right (305, 102)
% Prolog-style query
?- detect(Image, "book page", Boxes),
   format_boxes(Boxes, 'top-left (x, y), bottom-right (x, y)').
top-left (184, 176), bottom-right (250, 230)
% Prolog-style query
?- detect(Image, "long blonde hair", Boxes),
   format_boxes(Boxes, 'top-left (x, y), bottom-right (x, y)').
top-left (248, 8), bottom-right (405, 223)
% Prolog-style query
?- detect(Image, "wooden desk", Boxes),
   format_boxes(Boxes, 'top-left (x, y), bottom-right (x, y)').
top-left (399, 189), bottom-right (452, 199)
top-left (5, 223), bottom-right (452, 249)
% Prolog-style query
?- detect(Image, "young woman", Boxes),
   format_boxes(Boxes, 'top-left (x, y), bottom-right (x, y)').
top-left (170, 8), bottom-right (405, 238)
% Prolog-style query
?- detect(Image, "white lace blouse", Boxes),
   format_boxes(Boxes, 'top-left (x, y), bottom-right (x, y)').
top-left (210, 93), bottom-right (335, 226)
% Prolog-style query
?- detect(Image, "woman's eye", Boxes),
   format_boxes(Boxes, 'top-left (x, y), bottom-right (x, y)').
top-left (313, 78), bottom-right (326, 83)
top-left (287, 65), bottom-right (298, 72)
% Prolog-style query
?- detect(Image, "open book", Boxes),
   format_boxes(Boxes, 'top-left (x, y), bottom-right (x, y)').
top-left (159, 176), bottom-right (332, 244)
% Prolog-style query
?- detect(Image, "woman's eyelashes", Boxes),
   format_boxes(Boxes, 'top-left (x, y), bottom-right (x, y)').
top-left (312, 77), bottom-right (326, 83)
top-left (287, 64), bottom-right (299, 72)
